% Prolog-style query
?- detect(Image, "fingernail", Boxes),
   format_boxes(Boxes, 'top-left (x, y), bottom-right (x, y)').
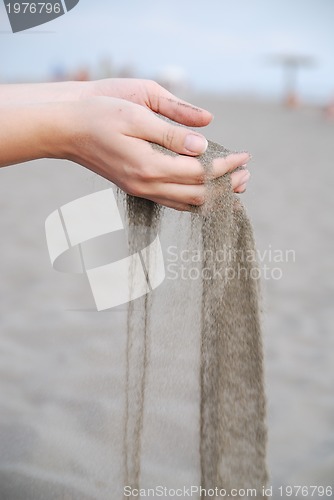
top-left (184, 134), bottom-right (208, 154)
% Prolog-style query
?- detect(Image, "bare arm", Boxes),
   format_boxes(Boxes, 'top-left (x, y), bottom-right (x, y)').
top-left (0, 80), bottom-right (250, 211)
top-left (0, 102), bottom-right (68, 167)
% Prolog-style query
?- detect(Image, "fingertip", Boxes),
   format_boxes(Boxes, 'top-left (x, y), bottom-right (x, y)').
top-left (235, 151), bottom-right (251, 162)
top-left (235, 183), bottom-right (247, 194)
top-left (200, 109), bottom-right (214, 125)
top-left (224, 152), bottom-right (252, 173)
top-left (231, 169), bottom-right (250, 190)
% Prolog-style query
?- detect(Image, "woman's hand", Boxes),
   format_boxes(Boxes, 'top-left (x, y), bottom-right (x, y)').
top-left (0, 79), bottom-right (251, 210)
top-left (60, 96), bottom-right (250, 211)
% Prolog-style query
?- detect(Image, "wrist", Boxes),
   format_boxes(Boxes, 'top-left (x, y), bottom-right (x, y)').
top-left (2, 102), bottom-right (75, 165)
top-left (46, 80), bottom-right (94, 102)
top-left (39, 101), bottom-right (77, 160)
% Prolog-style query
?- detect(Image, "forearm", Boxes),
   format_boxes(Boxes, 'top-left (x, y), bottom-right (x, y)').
top-left (0, 102), bottom-right (69, 167)
top-left (0, 81), bottom-right (91, 105)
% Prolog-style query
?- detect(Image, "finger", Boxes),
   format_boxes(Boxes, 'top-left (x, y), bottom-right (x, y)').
top-left (231, 169), bottom-right (250, 190)
top-left (235, 183), bottom-right (247, 194)
top-left (150, 170), bottom-right (250, 211)
top-left (149, 182), bottom-right (206, 207)
top-left (148, 196), bottom-right (191, 212)
top-left (147, 173), bottom-right (249, 209)
top-left (152, 170), bottom-right (250, 204)
top-left (211, 153), bottom-right (251, 178)
top-left (134, 111), bottom-right (208, 156)
top-left (149, 149), bottom-right (250, 185)
top-left (147, 81), bottom-right (213, 127)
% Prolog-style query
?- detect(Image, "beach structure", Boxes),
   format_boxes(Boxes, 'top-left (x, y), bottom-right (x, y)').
top-left (269, 53), bottom-right (315, 107)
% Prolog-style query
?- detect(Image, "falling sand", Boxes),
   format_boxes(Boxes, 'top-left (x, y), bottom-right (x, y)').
top-left (123, 118), bottom-right (268, 499)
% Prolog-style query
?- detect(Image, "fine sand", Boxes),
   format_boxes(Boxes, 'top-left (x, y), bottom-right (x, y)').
top-left (0, 95), bottom-right (333, 499)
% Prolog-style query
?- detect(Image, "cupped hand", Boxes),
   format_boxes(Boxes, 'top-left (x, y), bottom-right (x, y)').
top-left (63, 95), bottom-right (250, 211)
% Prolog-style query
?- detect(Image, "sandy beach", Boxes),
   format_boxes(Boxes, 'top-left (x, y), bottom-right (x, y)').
top-left (0, 95), bottom-right (333, 499)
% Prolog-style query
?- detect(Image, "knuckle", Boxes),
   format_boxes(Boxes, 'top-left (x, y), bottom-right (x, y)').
top-left (194, 172), bottom-right (206, 185)
top-left (136, 163), bottom-right (155, 182)
top-left (190, 194), bottom-right (205, 206)
top-left (176, 204), bottom-right (190, 212)
top-left (163, 126), bottom-right (177, 150)
top-left (147, 79), bottom-right (159, 92)
top-left (125, 181), bottom-right (144, 198)
top-left (146, 80), bottom-right (162, 112)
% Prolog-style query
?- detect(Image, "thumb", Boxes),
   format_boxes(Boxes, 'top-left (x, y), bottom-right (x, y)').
top-left (146, 81), bottom-right (213, 127)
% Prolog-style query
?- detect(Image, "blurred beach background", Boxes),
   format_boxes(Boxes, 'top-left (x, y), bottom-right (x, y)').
top-left (0, 0), bottom-right (334, 498)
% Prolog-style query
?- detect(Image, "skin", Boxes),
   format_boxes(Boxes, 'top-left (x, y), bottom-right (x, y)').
top-left (0, 79), bottom-right (250, 211)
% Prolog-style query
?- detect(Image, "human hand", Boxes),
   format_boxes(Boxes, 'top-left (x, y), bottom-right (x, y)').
top-left (0, 78), bottom-right (212, 129)
top-left (87, 79), bottom-right (251, 198)
top-left (87, 78), bottom-right (213, 128)
top-left (60, 96), bottom-right (250, 211)
top-left (0, 78), bottom-right (251, 208)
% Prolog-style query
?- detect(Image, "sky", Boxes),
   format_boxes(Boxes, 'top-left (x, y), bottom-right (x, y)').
top-left (1, 0), bottom-right (334, 102)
